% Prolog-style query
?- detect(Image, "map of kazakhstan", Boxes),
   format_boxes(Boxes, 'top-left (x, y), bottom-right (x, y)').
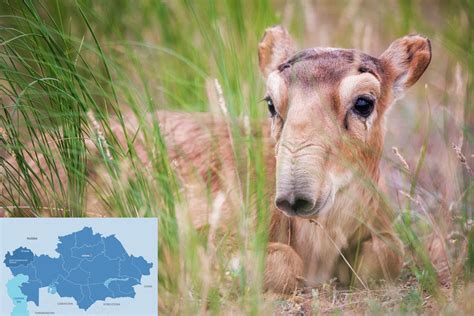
top-left (0, 218), bottom-right (157, 316)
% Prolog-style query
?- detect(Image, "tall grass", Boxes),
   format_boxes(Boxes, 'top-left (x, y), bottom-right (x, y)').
top-left (0, 0), bottom-right (472, 314)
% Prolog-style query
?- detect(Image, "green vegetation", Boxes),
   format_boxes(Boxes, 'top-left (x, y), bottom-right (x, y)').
top-left (0, 0), bottom-right (472, 314)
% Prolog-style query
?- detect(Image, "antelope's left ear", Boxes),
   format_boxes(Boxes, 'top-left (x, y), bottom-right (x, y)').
top-left (380, 35), bottom-right (431, 99)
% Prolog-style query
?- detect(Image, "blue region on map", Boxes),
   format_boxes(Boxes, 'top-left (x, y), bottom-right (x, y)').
top-left (3, 227), bottom-right (153, 311)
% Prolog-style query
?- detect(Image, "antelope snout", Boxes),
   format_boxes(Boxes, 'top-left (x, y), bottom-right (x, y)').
top-left (275, 143), bottom-right (331, 217)
top-left (275, 191), bottom-right (316, 216)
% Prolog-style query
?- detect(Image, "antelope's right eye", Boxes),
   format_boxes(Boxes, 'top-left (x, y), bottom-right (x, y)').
top-left (265, 96), bottom-right (277, 117)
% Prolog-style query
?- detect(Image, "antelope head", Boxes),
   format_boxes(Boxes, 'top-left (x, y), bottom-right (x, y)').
top-left (258, 26), bottom-right (431, 217)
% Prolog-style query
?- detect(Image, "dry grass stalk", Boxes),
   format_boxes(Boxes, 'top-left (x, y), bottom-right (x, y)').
top-left (452, 141), bottom-right (473, 176)
top-left (87, 110), bottom-right (112, 161)
top-left (214, 79), bottom-right (228, 117)
top-left (212, 78), bottom-right (244, 208)
top-left (392, 147), bottom-right (410, 171)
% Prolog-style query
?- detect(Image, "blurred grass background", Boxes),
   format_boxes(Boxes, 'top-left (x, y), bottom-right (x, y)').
top-left (0, 0), bottom-right (472, 314)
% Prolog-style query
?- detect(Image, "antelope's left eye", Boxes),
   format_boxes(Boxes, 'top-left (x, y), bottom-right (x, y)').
top-left (265, 96), bottom-right (277, 117)
top-left (352, 96), bottom-right (374, 118)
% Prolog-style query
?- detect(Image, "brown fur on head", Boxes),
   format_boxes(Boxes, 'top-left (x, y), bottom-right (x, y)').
top-left (258, 26), bottom-right (431, 218)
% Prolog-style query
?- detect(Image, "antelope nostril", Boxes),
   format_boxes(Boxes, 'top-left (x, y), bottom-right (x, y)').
top-left (293, 198), bottom-right (314, 213)
top-left (275, 194), bottom-right (316, 215)
top-left (275, 197), bottom-right (293, 214)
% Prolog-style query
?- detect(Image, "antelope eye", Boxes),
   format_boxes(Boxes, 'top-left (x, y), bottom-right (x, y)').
top-left (353, 97), bottom-right (374, 118)
top-left (265, 96), bottom-right (277, 117)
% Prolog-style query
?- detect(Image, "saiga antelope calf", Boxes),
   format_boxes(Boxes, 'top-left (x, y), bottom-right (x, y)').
top-left (2, 25), bottom-right (431, 295)
top-left (257, 26), bottom-right (431, 293)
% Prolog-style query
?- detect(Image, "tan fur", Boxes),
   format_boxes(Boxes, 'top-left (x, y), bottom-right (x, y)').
top-left (158, 111), bottom-right (242, 228)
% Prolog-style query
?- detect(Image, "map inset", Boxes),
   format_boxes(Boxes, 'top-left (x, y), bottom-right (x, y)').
top-left (0, 218), bottom-right (157, 316)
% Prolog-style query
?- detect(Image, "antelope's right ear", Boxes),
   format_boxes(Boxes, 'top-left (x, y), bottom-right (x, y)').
top-left (258, 26), bottom-right (295, 79)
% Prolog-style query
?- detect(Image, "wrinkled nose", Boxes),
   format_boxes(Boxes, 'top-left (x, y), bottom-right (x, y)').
top-left (275, 192), bottom-right (316, 216)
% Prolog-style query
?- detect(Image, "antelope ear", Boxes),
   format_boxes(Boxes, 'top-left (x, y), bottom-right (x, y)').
top-left (258, 26), bottom-right (295, 79)
top-left (380, 35), bottom-right (431, 99)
